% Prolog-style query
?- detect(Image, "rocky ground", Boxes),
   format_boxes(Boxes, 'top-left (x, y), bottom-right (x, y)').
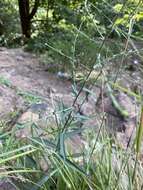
top-left (0, 47), bottom-right (142, 189)
top-left (0, 47), bottom-right (142, 145)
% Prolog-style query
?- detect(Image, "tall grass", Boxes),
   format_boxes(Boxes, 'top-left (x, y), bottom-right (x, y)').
top-left (1, 115), bottom-right (143, 189)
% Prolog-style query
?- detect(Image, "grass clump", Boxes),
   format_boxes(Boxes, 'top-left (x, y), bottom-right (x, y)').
top-left (0, 76), bottom-right (12, 87)
top-left (1, 119), bottom-right (143, 190)
top-left (17, 90), bottom-right (42, 105)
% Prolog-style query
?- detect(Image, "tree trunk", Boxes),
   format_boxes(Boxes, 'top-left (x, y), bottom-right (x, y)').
top-left (18, 0), bottom-right (40, 38)
top-left (18, 0), bottom-right (30, 38)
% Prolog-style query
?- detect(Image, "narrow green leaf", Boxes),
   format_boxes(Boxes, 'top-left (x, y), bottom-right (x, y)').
top-left (31, 169), bottom-right (58, 190)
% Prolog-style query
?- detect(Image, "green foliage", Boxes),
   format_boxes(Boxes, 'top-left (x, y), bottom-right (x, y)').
top-left (0, 76), bottom-right (12, 87)
top-left (113, 1), bottom-right (143, 37)
top-left (1, 113), bottom-right (143, 189)
top-left (17, 90), bottom-right (42, 105)
top-left (23, 0), bottom-right (142, 73)
top-left (0, 0), bottom-right (20, 47)
top-left (26, 27), bottom-right (123, 74)
top-left (1, 0), bottom-right (143, 48)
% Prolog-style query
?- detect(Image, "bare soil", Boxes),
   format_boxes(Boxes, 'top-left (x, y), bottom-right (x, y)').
top-left (0, 47), bottom-right (142, 149)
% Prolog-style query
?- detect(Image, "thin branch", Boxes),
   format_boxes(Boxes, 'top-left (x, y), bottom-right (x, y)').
top-left (29, 0), bottom-right (40, 20)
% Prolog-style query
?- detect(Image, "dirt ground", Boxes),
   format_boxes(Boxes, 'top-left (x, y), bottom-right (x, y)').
top-left (0, 46), bottom-right (143, 189)
top-left (0, 47), bottom-right (142, 148)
